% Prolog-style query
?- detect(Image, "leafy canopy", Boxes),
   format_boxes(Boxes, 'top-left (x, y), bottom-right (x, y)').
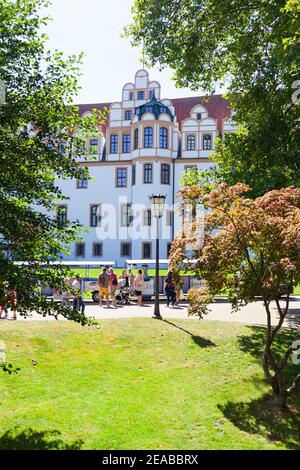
top-left (127, 0), bottom-right (300, 195)
top-left (0, 0), bottom-right (105, 321)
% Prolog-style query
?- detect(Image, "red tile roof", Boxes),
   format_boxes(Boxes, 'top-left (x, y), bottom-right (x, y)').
top-left (77, 94), bottom-right (231, 134)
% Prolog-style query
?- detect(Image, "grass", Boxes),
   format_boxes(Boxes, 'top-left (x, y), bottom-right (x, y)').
top-left (0, 319), bottom-right (299, 450)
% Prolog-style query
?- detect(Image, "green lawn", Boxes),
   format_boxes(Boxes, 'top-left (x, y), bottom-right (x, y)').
top-left (0, 319), bottom-right (299, 450)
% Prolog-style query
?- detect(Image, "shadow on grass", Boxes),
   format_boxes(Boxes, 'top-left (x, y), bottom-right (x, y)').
top-left (163, 319), bottom-right (216, 348)
top-left (218, 394), bottom-right (300, 449)
top-left (238, 325), bottom-right (300, 385)
top-left (0, 428), bottom-right (83, 450)
top-left (218, 325), bottom-right (300, 449)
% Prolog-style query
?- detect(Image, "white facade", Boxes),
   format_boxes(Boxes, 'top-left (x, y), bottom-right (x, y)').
top-left (56, 70), bottom-right (233, 267)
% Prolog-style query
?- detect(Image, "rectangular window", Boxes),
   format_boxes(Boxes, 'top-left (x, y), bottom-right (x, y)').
top-left (149, 90), bottom-right (155, 99)
top-left (90, 204), bottom-right (101, 227)
top-left (116, 168), bottom-right (127, 187)
top-left (110, 134), bottom-right (118, 154)
top-left (121, 203), bottom-right (133, 227)
top-left (129, 92), bottom-right (134, 101)
top-left (57, 205), bottom-right (67, 227)
top-left (166, 210), bottom-right (174, 227)
top-left (143, 242), bottom-right (152, 259)
top-left (122, 134), bottom-right (131, 153)
top-left (77, 176), bottom-right (88, 189)
top-left (159, 127), bottom-right (168, 149)
top-left (144, 127), bottom-right (153, 148)
top-left (203, 134), bottom-right (212, 150)
top-left (90, 139), bottom-right (98, 154)
top-left (93, 243), bottom-right (103, 257)
top-left (138, 91), bottom-right (145, 100)
top-left (184, 165), bottom-right (197, 173)
top-left (197, 113), bottom-right (202, 120)
top-left (124, 110), bottom-right (132, 121)
top-left (161, 164), bottom-right (170, 184)
top-left (187, 135), bottom-right (196, 150)
top-left (121, 242), bottom-right (132, 257)
top-left (167, 243), bottom-right (172, 258)
top-left (144, 163), bottom-right (153, 184)
top-left (134, 128), bottom-right (139, 149)
top-left (143, 209), bottom-right (152, 226)
top-left (132, 164), bottom-right (136, 186)
top-left (75, 243), bottom-right (85, 257)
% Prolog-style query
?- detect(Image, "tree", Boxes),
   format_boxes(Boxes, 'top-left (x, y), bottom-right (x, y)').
top-left (127, 0), bottom-right (300, 196)
top-left (169, 182), bottom-right (300, 408)
top-left (0, 0), bottom-right (105, 331)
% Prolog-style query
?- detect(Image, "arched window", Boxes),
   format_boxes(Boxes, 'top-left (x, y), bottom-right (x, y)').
top-left (144, 127), bottom-right (153, 148)
top-left (203, 134), bottom-right (212, 150)
top-left (110, 134), bottom-right (118, 154)
top-left (187, 135), bottom-right (196, 150)
top-left (134, 128), bottom-right (139, 150)
top-left (161, 164), bottom-right (170, 184)
top-left (160, 127), bottom-right (168, 149)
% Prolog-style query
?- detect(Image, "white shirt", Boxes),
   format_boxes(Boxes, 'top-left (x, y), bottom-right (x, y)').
top-left (72, 279), bottom-right (81, 293)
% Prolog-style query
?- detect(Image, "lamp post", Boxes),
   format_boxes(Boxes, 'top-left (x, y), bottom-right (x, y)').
top-left (149, 194), bottom-right (166, 319)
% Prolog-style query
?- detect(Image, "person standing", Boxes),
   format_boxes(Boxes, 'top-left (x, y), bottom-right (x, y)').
top-left (134, 269), bottom-right (144, 307)
top-left (120, 269), bottom-right (129, 289)
top-left (165, 272), bottom-right (176, 308)
top-left (109, 268), bottom-right (118, 307)
top-left (98, 268), bottom-right (110, 308)
top-left (72, 274), bottom-right (85, 313)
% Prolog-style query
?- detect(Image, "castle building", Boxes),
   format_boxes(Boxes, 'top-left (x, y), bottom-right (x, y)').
top-left (57, 69), bottom-right (234, 266)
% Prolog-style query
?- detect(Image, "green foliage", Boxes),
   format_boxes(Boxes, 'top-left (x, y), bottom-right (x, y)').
top-left (127, 0), bottom-right (300, 196)
top-left (0, 0), bottom-right (106, 319)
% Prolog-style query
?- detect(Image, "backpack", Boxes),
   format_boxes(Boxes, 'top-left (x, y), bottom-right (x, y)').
top-left (112, 274), bottom-right (118, 286)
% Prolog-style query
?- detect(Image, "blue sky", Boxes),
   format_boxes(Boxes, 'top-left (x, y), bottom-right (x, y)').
top-left (43, 0), bottom-right (225, 104)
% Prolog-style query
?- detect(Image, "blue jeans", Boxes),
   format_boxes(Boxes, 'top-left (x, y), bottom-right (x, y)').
top-left (73, 296), bottom-right (85, 313)
top-left (165, 288), bottom-right (176, 306)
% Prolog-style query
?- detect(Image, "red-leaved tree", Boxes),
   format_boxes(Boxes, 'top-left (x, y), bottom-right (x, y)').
top-left (170, 183), bottom-right (300, 408)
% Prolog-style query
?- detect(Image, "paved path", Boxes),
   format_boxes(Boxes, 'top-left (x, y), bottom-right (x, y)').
top-left (7, 296), bottom-right (300, 329)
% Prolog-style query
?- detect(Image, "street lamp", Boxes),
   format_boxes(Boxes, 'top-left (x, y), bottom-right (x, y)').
top-left (149, 194), bottom-right (166, 319)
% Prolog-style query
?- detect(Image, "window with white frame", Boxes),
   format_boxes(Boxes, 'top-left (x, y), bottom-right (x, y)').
top-left (203, 134), bottom-right (212, 150)
top-left (116, 168), bottom-right (127, 187)
top-left (144, 127), bottom-right (153, 148)
top-left (160, 127), bottom-right (168, 149)
top-left (143, 209), bottom-right (152, 226)
top-left (90, 205), bottom-right (101, 227)
top-left (143, 163), bottom-right (153, 183)
top-left (187, 135), bottom-right (196, 150)
top-left (122, 134), bottom-right (131, 153)
top-left (121, 203), bottom-right (133, 227)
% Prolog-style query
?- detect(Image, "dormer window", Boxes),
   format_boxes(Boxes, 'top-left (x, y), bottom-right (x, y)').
top-left (149, 90), bottom-right (155, 99)
top-left (197, 113), bottom-right (202, 120)
top-left (125, 110), bottom-right (132, 121)
top-left (129, 92), bottom-right (134, 100)
top-left (138, 91), bottom-right (145, 100)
